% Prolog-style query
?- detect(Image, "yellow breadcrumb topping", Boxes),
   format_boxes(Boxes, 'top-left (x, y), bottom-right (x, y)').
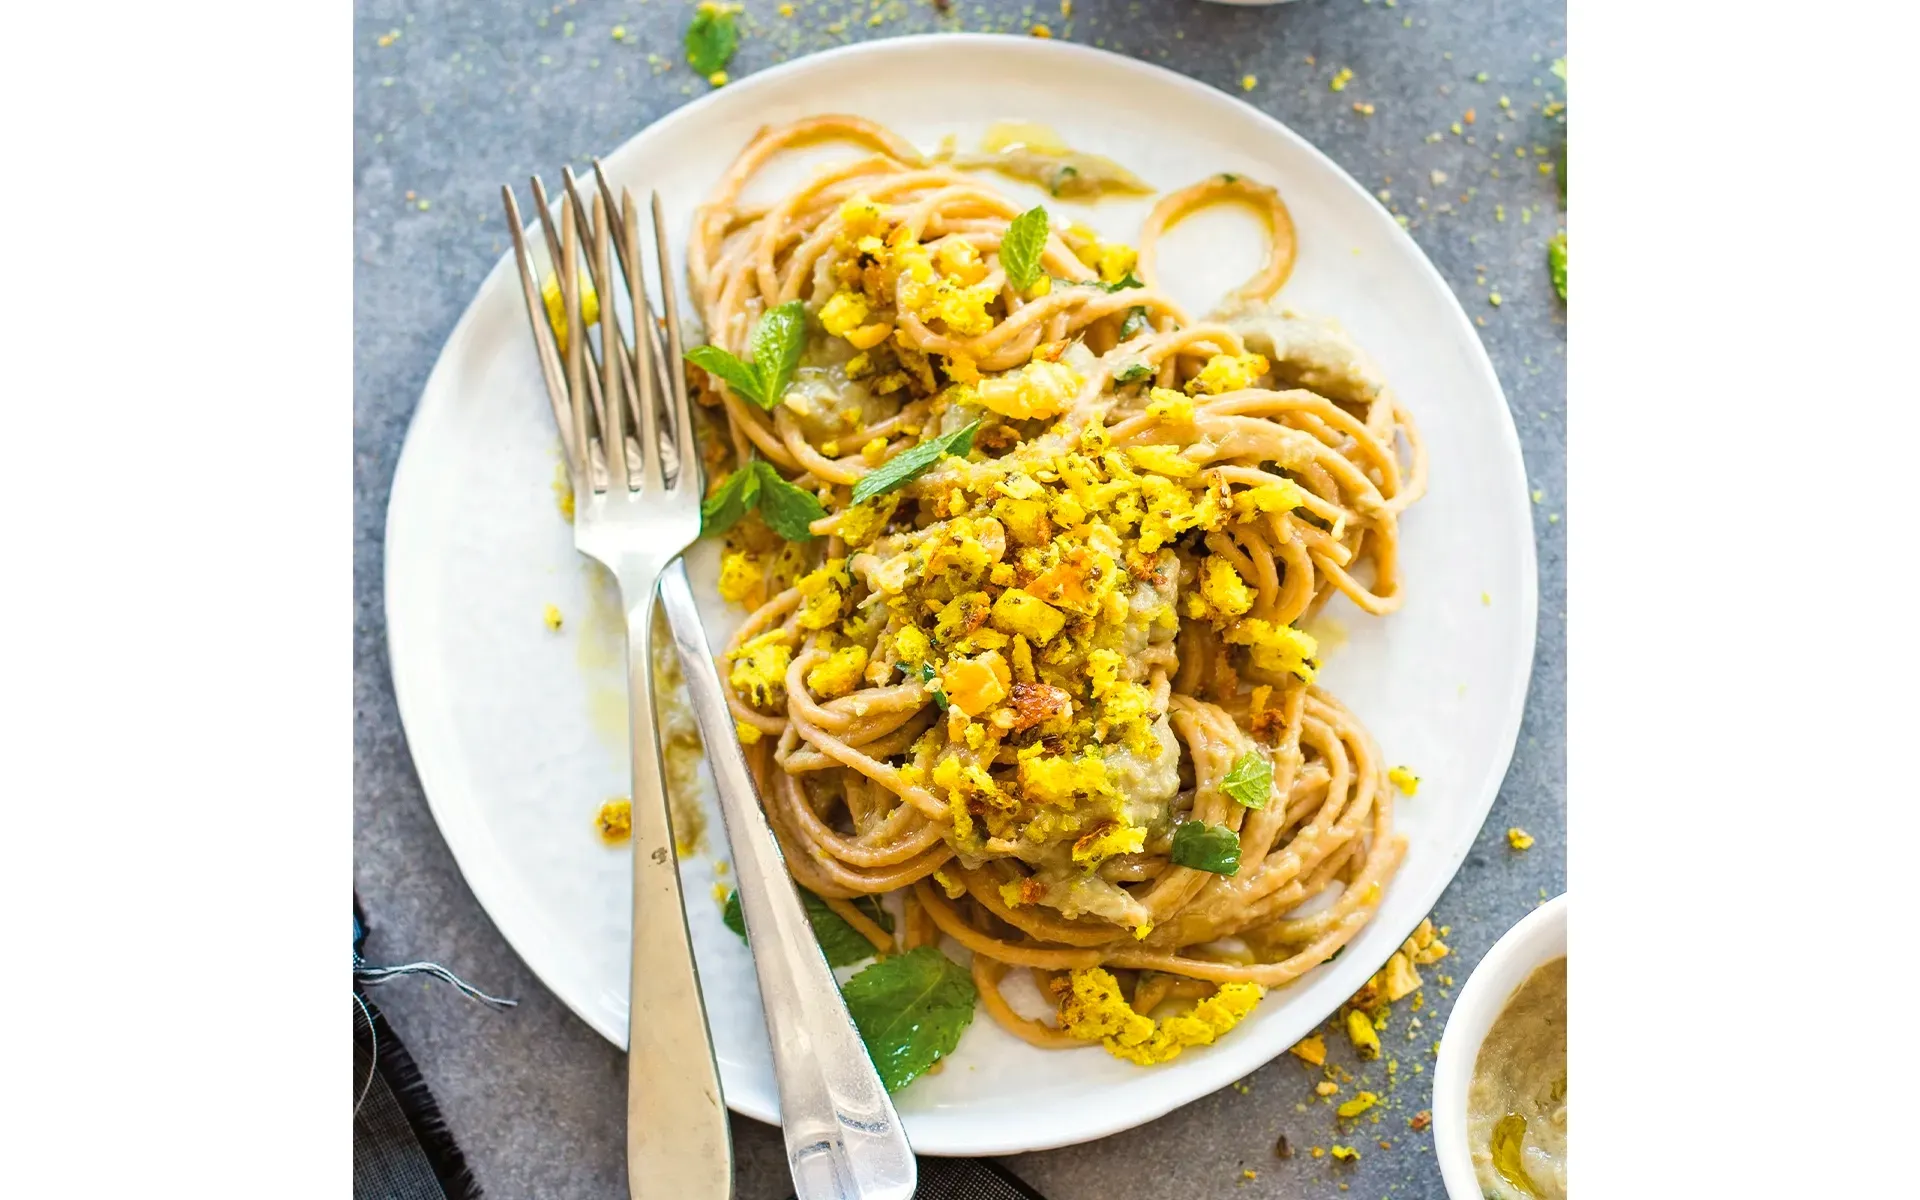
top-left (691, 187), bottom-right (1356, 923)
top-left (543, 604), bottom-right (563, 631)
top-left (595, 798), bottom-right (632, 844)
top-left (1345, 1008), bottom-right (1381, 1058)
top-left (973, 359), bottom-right (1083, 421)
top-left (1070, 819), bottom-right (1146, 866)
top-left (1336, 1091), bottom-right (1378, 1119)
top-left (539, 272), bottom-right (599, 356)
top-left (727, 630), bottom-right (793, 708)
top-left (1055, 967), bottom-right (1265, 1066)
top-left (1186, 352), bottom-right (1270, 396)
top-left (717, 550), bottom-right (764, 605)
top-left (806, 645), bottom-right (869, 699)
top-left (1124, 444), bottom-right (1199, 478)
top-left (1387, 765), bottom-right (1419, 795)
top-left (1192, 556), bottom-right (1255, 620)
top-left (1507, 827), bottom-right (1535, 850)
top-left (991, 588), bottom-right (1067, 644)
top-left (1225, 618), bottom-right (1318, 682)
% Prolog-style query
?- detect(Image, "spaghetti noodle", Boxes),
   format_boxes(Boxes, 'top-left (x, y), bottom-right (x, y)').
top-left (687, 116), bottom-right (1426, 1061)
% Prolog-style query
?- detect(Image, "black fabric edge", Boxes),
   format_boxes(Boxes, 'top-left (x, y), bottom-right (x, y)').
top-left (794, 1155), bottom-right (1049, 1200)
top-left (357, 993), bottom-right (484, 1200)
top-left (973, 1158), bottom-right (1049, 1199)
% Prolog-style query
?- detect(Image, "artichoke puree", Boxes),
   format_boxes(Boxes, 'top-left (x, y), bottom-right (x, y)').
top-left (1467, 956), bottom-right (1567, 1199)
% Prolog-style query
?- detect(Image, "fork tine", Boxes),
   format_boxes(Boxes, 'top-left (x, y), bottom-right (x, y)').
top-left (563, 166), bottom-right (644, 435)
top-left (528, 176), bottom-right (568, 297)
top-left (622, 189), bottom-right (666, 493)
top-left (501, 185), bottom-right (581, 481)
top-left (592, 188), bottom-right (630, 491)
top-left (596, 159), bottom-right (672, 411)
top-left (650, 191), bottom-right (698, 487)
top-left (537, 174), bottom-right (613, 449)
top-left (560, 198), bottom-right (595, 493)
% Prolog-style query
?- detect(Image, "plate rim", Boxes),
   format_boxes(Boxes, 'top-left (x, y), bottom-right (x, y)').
top-left (383, 30), bottom-right (1540, 1156)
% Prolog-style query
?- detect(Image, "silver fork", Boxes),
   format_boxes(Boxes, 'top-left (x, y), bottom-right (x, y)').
top-left (501, 167), bottom-right (917, 1200)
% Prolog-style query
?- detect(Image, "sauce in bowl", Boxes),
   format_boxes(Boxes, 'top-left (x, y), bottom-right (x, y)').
top-left (1466, 956), bottom-right (1567, 1199)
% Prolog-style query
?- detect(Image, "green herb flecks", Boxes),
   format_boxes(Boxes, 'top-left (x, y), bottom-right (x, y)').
top-left (1221, 751), bottom-right (1274, 809)
top-left (999, 206), bottom-right (1050, 292)
top-left (1099, 270), bottom-right (1145, 292)
top-left (842, 946), bottom-right (978, 1092)
top-left (722, 888), bottom-right (745, 937)
top-left (684, 300), bottom-right (807, 411)
top-left (1119, 306), bottom-right (1151, 340)
top-left (1113, 363), bottom-right (1153, 386)
top-left (684, 4), bottom-right (738, 76)
top-left (919, 662), bottom-right (950, 711)
top-left (1169, 820), bottom-right (1242, 875)
top-left (849, 420), bottom-right (979, 506)
top-left (1547, 232), bottom-right (1567, 301)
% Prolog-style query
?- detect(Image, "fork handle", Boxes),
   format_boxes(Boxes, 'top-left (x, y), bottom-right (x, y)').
top-left (659, 560), bottom-right (918, 1200)
top-left (623, 573), bottom-right (734, 1200)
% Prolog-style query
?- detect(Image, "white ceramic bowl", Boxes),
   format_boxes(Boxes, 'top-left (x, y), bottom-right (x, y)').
top-left (1432, 892), bottom-right (1568, 1199)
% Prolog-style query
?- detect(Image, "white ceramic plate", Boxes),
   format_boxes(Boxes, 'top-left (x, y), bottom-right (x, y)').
top-left (385, 33), bottom-right (1537, 1157)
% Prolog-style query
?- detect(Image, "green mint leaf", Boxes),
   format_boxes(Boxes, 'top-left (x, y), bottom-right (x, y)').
top-left (685, 5), bottom-right (738, 76)
top-left (1119, 306), bottom-right (1150, 340)
top-left (1547, 232), bottom-right (1567, 302)
top-left (1169, 820), bottom-right (1242, 875)
top-left (854, 895), bottom-right (895, 933)
top-left (842, 946), bottom-right (978, 1091)
top-left (700, 463), bottom-right (761, 536)
top-left (722, 887), bottom-right (892, 965)
top-left (999, 206), bottom-right (1050, 292)
top-left (1113, 363), bottom-right (1153, 386)
top-left (686, 343), bottom-right (764, 407)
top-left (794, 890), bottom-right (890, 963)
top-left (751, 300), bottom-right (808, 412)
top-left (802, 890), bottom-right (887, 967)
top-left (1221, 751), bottom-right (1274, 809)
top-left (849, 420), bottom-right (979, 506)
top-left (749, 460), bottom-right (826, 541)
top-left (1099, 270), bottom-right (1145, 292)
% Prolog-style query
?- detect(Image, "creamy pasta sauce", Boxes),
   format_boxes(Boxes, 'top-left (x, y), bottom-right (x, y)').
top-left (1467, 956), bottom-right (1567, 1199)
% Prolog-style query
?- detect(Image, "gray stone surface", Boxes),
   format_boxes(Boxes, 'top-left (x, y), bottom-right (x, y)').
top-left (354, 2), bottom-right (1566, 1196)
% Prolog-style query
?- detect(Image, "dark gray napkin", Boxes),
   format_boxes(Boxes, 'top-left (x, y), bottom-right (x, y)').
top-left (353, 902), bottom-right (1046, 1199)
